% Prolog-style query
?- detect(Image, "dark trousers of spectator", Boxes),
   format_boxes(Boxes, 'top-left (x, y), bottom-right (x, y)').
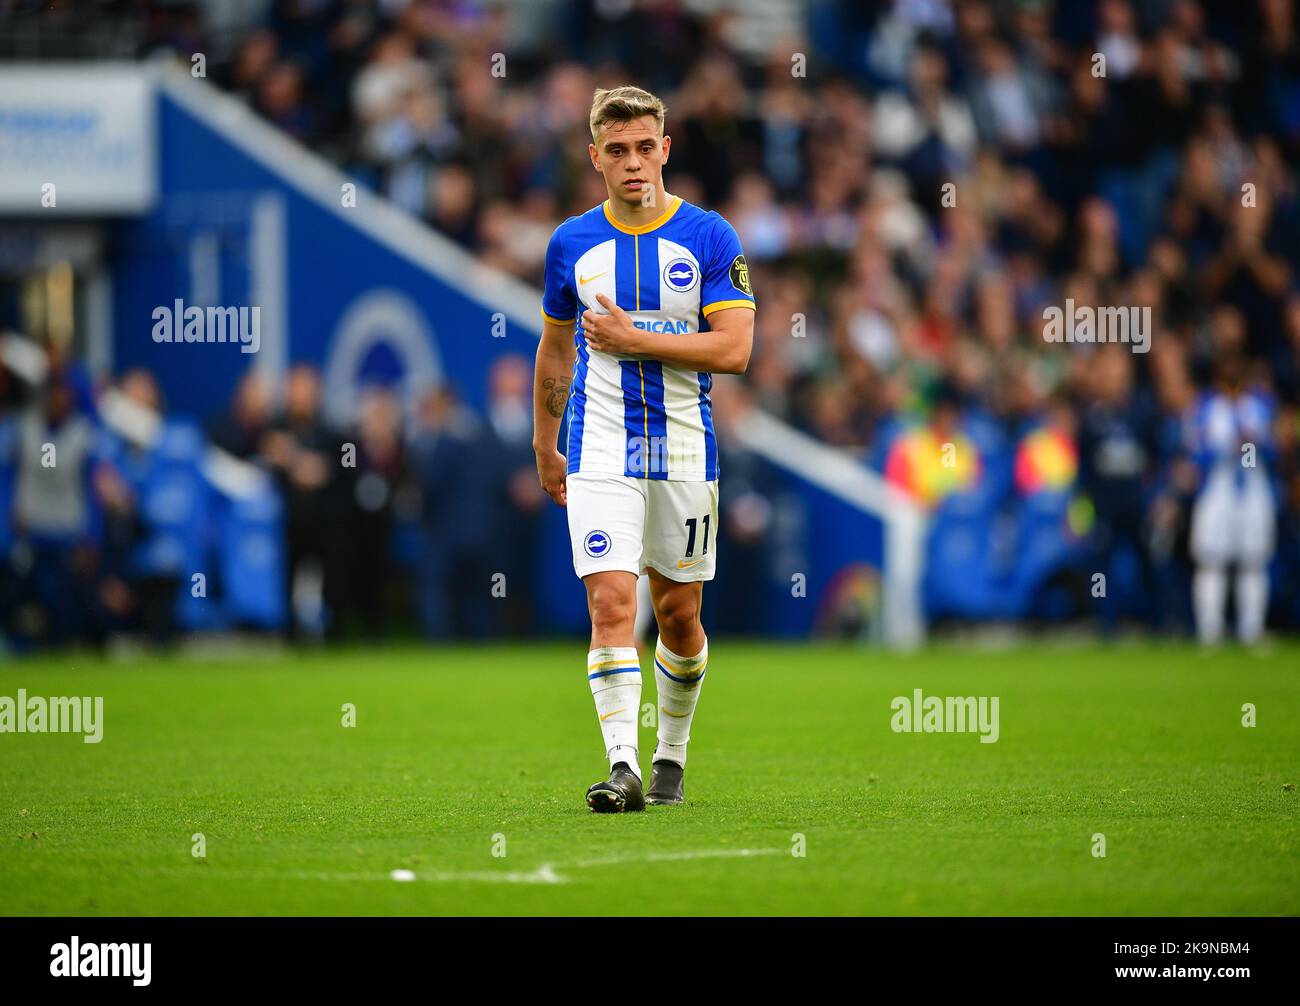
top-left (284, 524), bottom-right (349, 641)
top-left (13, 539), bottom-right (105, 647)
top-left (415, 531), bottom-right (496, 640)
top-left (1275, 514), bottom-right (1300, 630)
top-left (495, 517), bottom-right (540, 637)
top-left (341, 512), bottom-right (393, 640)
top-left (134, 574), bottom-right (181, 646)
top-left (710, 535), bottom-right (766, 634)
top-left (1089, 519), bottom-right (1154, 634)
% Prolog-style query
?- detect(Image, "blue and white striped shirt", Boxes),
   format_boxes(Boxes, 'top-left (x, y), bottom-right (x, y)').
top-left (541, 196), bottom-right (755, 482)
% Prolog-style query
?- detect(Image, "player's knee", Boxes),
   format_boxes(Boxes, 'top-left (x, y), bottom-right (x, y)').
top-left (656, 593), bottom-right (700, 640)
top-left (588, 583), bottom-right (635, 636)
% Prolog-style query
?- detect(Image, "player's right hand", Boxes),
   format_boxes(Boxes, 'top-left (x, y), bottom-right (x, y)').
top-left (536, 448), bottom-right (568, 507)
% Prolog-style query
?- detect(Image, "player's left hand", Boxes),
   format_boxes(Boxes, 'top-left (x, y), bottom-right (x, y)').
top-left (582, 294), bottom-right (642, 356)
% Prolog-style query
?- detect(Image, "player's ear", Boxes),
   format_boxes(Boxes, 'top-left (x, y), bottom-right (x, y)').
top-left (661, 134), bottom-right (670, 164)
top-left (588, 142), bottom-right (601, 172)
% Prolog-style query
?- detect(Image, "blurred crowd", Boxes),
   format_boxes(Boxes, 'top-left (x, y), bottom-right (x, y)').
top-left (204, 354), bottom-right (553, 641)
top-left (200, 0), bottom-right (1300, 631)
top-left (6, 0), bottom-right (1300, 640)
top-left (0, 344), bottom-right (558, 647)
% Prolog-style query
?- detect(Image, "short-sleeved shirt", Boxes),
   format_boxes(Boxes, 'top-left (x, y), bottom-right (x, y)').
top-left (541, 196), bottom-right (755, 481)
top-left (1186, 388), bottom-right (1276, 493)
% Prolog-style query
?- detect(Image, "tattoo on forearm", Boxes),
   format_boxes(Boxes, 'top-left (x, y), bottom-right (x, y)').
top-left (543, 376), bottom-right (570, 418)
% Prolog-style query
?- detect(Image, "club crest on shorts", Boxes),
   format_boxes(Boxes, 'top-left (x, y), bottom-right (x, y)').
top-left (663, 257), bottom-right (699, 293)
top-left (584, 530), bottom-right (612, 558)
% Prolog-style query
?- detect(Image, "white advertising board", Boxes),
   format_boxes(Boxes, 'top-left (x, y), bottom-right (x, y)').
top-left (0, 64), bottom-right (156, 214)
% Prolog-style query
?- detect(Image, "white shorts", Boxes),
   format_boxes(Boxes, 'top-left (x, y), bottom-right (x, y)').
top-left (1190, 473), bottom-right (1275, 567)
top-left (566, 473), bottom-right (718, 582)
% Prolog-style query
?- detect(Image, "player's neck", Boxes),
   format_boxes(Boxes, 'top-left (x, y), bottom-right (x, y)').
top-left (606, 187), bottom-right (674, 228)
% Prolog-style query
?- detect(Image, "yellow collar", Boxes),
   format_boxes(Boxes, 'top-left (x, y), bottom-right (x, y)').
top-left (603, 195), bottom-right (682, 235)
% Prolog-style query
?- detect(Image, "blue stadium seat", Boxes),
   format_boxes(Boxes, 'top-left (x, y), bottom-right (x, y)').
top-left (1009, 489), bottom-right (1083, 619)
top-left (924, 496), bottom-right (1016, 620)
top-left (216, 484), bottom-right (285, 630)
top-left (127, 421), bottom-right (218, 630)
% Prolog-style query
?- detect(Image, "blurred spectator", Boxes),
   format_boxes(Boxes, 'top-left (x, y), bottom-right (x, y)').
top-left (263, 365), bottom-right (349, 641)
top-left (256, 60), bottom-right (316, 141)
top-left (1188, 353), bottom-right (1278, 644)
top-left (1076, 346), bottom-right (1158, 630)
top-left (343, 387), bottom-right (409, 640)
top-left (409, 383), bottom-right (494, 639)
top-left (9, 379), bottom-right (112, 645)
top-left (105, 368), bottom-right (181, 646)
top-left (14, 379), bottom-right (95, 542)
top-left (209, 370), bottom-right (272, 461)
top-left (484, 355), bottom-right (548, 636)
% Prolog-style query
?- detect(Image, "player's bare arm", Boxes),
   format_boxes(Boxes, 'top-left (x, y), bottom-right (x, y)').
top-left (532, 316), bottom-right (576, 507)
top-left (581, 294), bottom-right (753, 374)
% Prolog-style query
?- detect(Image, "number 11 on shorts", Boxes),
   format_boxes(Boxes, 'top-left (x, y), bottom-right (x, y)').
top-left (684, 514), bottom-right (710, 557)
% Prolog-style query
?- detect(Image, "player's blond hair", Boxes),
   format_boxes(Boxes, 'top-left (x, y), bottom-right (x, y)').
top-left (589, 86), bottom-right (667, 143)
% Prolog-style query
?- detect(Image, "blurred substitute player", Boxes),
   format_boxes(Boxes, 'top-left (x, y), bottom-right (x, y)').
top-left (532, 86), bottom-right (755, 811)
top-left (1188, 353), bottom-right (1278, 645)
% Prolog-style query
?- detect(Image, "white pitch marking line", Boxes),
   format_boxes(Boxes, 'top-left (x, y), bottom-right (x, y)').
top-left (397, 847), bottom-right (786, 884)
top-left (570, 847), bottom-right (783, 869)
top-left (179, 848), bottom-right (785, 887)
top-left (285, 865), bottom-right (565, 885)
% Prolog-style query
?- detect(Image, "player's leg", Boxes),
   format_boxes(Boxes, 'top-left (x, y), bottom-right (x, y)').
top-left (584, 569), bottom-right (641, 769)
top-left (1235, 564), bottom-right (1269, 644)
top-left (632, 573), bottom-right (654, 654)
top-left (566, 473), bottom-right (648, 812)
top-left (642, 479), bottom-right (717, 804)
top-left (646, 570), bottom-right (706, 804)
top-left (1193, 564), bottom-right (1228, 645)
top-left (1235, 479), bottom-right (1276, 644)
top-left (649, 572), bottom-right (706, 664)
top-left (1190, 480), bottom-right (1230, 645)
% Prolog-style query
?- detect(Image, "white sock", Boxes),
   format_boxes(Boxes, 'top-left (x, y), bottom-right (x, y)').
top-left (1236, 565), bottom-right (1269, 644)
top-left (588, 646), bottom-right (641, 778)
top-left (1194, 566), bottom-right (1227, 645)
top-left (653, 637), bottom-right (707, 768)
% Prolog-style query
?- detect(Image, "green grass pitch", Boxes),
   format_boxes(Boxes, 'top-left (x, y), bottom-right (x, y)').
top-left (1, 641), bottom-right (1296, 916)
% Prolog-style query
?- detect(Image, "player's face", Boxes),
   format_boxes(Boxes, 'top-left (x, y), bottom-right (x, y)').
top-left (589, 116), bottom-right (671, 208)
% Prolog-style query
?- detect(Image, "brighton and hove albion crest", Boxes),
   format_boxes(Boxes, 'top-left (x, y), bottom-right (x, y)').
top-left (663, 257), bottom-right (699, 293)
top-left (584, 530), bottom-right (612, 558)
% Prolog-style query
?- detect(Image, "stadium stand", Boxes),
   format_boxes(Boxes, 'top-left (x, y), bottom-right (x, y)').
top-left (2, 0), bottom-right (1300, 647)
